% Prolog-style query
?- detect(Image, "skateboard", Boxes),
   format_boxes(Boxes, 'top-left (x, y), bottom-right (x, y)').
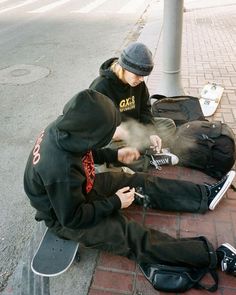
top-left (199, 82), bottom-right (224, 117)
top-left (31, 228), bottom-right (79, 277)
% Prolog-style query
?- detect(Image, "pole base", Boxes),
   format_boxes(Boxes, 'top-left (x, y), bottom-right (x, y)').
top-left (155, 73), bottom-right (185, 97)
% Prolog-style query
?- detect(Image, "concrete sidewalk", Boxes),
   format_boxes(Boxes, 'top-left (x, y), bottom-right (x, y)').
top-left (88, 1), bottom-right (236, 294)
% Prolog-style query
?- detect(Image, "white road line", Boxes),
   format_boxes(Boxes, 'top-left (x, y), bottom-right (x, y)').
top-left (28, 0), bottom-right (72, 13)
top-left (0, 0), bottom-right (11, 4)
top-left (118, 0), bottom-right (145, 14)
top-left (0, 0), bottom-right (39, 14)
top-left (71, 0), bottom-right (108, 13)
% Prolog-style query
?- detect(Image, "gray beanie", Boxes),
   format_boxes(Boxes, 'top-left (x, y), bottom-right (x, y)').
top-left (118, 42), bottom-right (154, 76)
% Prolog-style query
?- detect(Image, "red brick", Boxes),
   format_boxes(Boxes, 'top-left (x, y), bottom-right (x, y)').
top-left (222, 288), bottom-right (236, 295)
top-left (89, 289), bottom-right (121, 295)
top-left (135, 274), bottom-right (162, 295)
top-left (183, 288), bottom-right (221, 295)
top-left (91, 269), bottom-right (134, 293)
top-left (227, 189), bottom-right (236, 200)
top-left (145, 213), bottom-right (177, 228)
top-left (212, 209), bottom-right (232, 222)
top-left (98, 252), bottom-right (136, 272)
top-left (180, 218), bottom-right (215, 236)
top-left (218, 271), bottom-right (236, 288)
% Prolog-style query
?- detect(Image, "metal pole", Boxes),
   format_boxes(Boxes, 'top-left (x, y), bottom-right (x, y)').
top-left (157, 0), bottom-right (185, 96)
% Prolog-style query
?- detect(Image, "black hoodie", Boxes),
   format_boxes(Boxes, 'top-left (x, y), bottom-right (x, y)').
top-left (24, 89), bottom-right (122, 230)
top-left (89, 58), bottom-right (153, 124)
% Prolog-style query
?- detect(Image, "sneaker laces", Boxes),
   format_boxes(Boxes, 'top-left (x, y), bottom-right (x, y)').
top-left (150, 155), bottom-right (163, 170)
top-left (149, 152), bottom-right (174, 170)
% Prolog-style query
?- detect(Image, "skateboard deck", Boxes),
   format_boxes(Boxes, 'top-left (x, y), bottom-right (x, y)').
top-left (31, 228), bottom-right (79, 277)
top-left (199, 83), bottom-right (224, 117)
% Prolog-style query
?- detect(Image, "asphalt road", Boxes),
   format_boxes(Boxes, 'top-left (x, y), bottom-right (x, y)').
top-left (0, 0), bottom-right (153, 291)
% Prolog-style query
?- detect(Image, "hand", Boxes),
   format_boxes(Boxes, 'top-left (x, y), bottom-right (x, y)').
top-left (115, 187), bottom-right (135, 208)
top-left (149, 135), bottom-right (162, 153)
top-left (118, 147), bottom-right (140, 164)
top-left (113, 125), bottom-right (129, 141)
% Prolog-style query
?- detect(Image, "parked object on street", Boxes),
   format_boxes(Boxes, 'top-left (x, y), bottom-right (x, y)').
top-left (31, 228), bottom-right (79, 277)
top-left (199, 83), bottom-right (224, 117)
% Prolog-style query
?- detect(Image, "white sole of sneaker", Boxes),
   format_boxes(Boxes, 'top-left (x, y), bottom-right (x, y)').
top-left (221, 243), bottom-right (236, 255)
top-left (209, 170), bottom-right (236, 210)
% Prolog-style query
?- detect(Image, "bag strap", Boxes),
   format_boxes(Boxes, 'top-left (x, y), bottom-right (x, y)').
top-left (195, 269), bottom-right (218, 292)
top-left (193, 236), bottom-right (218, 292)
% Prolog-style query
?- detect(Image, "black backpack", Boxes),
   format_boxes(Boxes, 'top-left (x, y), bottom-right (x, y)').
top-left (151, 94), bottom-right (206, 126)
top-left (169, 121), bottom-right (236, 179)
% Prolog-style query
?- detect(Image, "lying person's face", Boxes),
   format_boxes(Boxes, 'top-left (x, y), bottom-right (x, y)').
top-left (123, 70), bottom-right (145, 87)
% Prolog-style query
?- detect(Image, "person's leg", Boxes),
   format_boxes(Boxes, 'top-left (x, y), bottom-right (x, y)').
top-left (142, 173), bottom-right (209, 213)
top-left (92, 170), bottom-right (235, 213)
top-left (92, 171), bottom-right (209, 213)
top-left (152, 117), bottom-right (176, 147)
top-left (52, 211), bottom-right (214, 268)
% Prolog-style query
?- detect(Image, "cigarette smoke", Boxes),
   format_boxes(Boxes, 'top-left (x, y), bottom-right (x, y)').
top-left (119, 119), bottom-right (157, 151)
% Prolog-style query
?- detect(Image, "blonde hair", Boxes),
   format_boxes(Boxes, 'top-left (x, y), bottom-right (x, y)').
top-left (110, 60), bottom-right (126, 82)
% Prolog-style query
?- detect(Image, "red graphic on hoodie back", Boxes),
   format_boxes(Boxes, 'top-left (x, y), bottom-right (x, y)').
top-left (82, 151), bottom-right (95, 193)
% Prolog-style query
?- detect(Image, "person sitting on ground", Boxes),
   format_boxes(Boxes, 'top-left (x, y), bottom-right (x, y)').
top-left (89, 42), bottom-right (177, 166)
top-left (24, 89), bottom-right (236, 289)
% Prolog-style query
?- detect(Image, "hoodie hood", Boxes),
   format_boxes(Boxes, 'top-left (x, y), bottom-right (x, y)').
top-left (55, 89), bottom-right (121, 153)
top-left (99, 58), bottom-right (125, 85)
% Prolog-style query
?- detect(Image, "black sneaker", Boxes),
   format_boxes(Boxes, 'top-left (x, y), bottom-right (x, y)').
top-left (206, 170), bottom-right (235, 210)
top-left (148, 149), bottom-right (179, 170)
top-left (216, 243), bottom-right (236, 276)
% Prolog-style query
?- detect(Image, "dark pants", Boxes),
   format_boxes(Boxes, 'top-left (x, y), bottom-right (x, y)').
top-left (91, 172), bottom-right (208, 213)
top-left (51, 172), bottom-right (215, 268)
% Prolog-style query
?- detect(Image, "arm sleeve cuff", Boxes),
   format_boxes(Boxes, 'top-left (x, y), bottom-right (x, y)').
top-left (110, 194), bottom-right (121, 210)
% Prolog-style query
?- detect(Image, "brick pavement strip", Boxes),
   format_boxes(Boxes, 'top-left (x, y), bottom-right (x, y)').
top-left (88, 1), bottom-right (236, 294)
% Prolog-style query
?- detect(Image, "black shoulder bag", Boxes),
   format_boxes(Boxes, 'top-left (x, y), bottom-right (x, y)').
top-left (139, 262), bottom-right (218, 293)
